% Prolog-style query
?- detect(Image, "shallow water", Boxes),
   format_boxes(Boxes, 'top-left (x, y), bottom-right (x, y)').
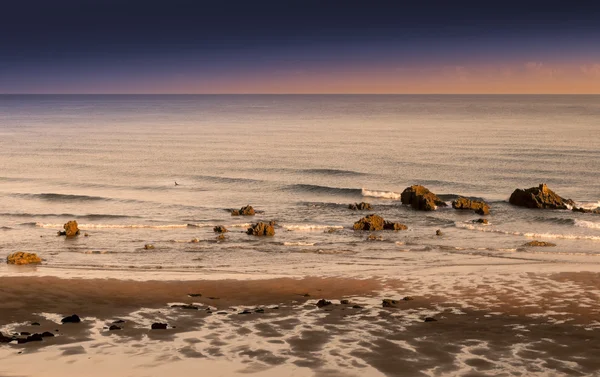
top-left (1, 94), bottom-right (599, 274)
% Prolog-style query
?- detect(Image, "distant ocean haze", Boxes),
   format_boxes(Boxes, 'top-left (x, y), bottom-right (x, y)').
top-left (0, 94), bottom-right (599, 273)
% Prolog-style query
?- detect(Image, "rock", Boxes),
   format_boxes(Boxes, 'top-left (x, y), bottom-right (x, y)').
top-left (340, 299), bottom-right (350, 305)
top-left (6, 252), bottom-right (41, 265)
top-left (509, 184), bottom-right (574, 209)
top-left (316, 299), bottom-right (332, 308)
top-left (436, 229), bottom-right (443, 236)
top-left (20, 332), bottom-right (31, 336)
top-left (231, 205), bottom-right (255, 216)
top-left (112, 319), bottom-right (126, 324)
top-left (216, 234), bottom-right (226, 241)
top-left (401, 185), bottom-right (447, 211)
top-left (41, 331), bottom-right (54, 337)
top-left (246, 222), bottom-right (275, 236)
top-left (382, 299), bottom-right (398, 308)
top-left (171, 304), bottom-right (199, 310)
top-left (26, 333), bottom-right (44, 342)
top-left (366, 234), bottom-right (382, 241)
top-left (31, 322), bottom-right (40, 326)
top-left (349, 202), bottom-right (372, 211)
top-left (353, 214), bottom-right (407, 231)
top-left (144, 244), bottom-right (155, 250)
top-left (63, 221), bottom-right (80, 237)
top-left (84, 233), bottom-right (89, 237)
top-left (524, 240), bottom-right (557, 247)
top-left (190, 238), bottom-right (200, 243)
top-left (61, 314), bottom-right (81, 323)
top-left (254, 308), bottom-right (265, 313)
top-left (424, 317), bottom-right (437, 322)
top-left (108, 325), bottom-right (122, 331)
top-left (572, 207), bottom-right (600, 214)
top-left (213, 225), bottom-right (228, 233)
top-left (452, 197), bottom-right (490, 215)
top-left (188, 293), bottom-right (202, 297)
top-left (403, 296), bottom-right (414, 301)
top-left (473, 219), bottom-right (489, 224)
top-left (239, 309), bottom-right (252, 315)
top-left (324, 227), bottom-right (339, 233)
top-left (151, 323), bottom-right (168, 330)
top-left (352, 305), bottom-right (363, 309)
top-left (0, 332), bottom-right (12, 343)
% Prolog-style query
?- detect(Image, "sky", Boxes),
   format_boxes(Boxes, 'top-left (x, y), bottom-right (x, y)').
top-left (1, 0), bottom-right (599, 94)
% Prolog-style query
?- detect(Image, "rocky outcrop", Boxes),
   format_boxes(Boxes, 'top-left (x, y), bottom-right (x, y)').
top-left (213, 225), bottom-right (228, 233)
top-left (58, 220), bottom-right (80, 237)
top-left (6, 252), bottom-right (41, 265)
top-left (401, 185), bottom-right (447, 211)
top-left (247, 222), bottom-right (275, 236)
top-left (353, 214), bottom-right (407, 231)
top-left (452, 197), bottom-right (490, 215)
top-left (524, 240), bottom-right (557, 247)
top-left (349, 202), bottom-right (372, 211)
top-left (231, 205), bottom-right (255, 216)
top-left (509, 184), bottom-right (574, 209)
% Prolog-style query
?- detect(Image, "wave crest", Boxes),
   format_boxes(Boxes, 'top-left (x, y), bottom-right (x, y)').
top-left (361, 188), bottom-right (401, 200)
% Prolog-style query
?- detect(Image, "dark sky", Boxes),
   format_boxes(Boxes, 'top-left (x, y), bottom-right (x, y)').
top-left (2, 1), bottom-right (599, 93)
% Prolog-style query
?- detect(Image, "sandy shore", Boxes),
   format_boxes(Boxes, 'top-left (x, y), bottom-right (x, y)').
top-left (1, 271), bottom-right (599, 377)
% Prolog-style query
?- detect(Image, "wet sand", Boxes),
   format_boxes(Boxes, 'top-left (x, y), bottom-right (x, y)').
top-left (1, 272), bottom-right (599, 377)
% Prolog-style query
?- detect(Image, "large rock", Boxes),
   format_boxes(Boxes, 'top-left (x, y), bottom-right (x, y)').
top-left (7, 252), bottom-right (41, 265)
top-left (509, 184), bottom-right (574, 209)
top-left (401, 185), bottom-right (447, 211)
top-left (58, 220), bottom-right (80, 237)
top-left (231, 205), bottom-right (255, 216)
top-left (353, 214), bottom-right (407, 231)
top-left (452, 197), bottom-right (490, 215)
top-left (348, 202), bottom-right (372, 211)
top-left (247, 222), bottom-right (275, 236)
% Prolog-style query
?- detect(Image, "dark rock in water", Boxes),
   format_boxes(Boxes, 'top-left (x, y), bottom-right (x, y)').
top-left (452, 197), bottom-right (490, 215)
top-left (247, 222), bottom-right (275, 236)
top-left (231, 205), bottom-right (255, 216)
top-left (187, 293), bottom-right (202, 298)
top-left (112, 319), bottom-right (125, 324)
top-left (63, 220), bottom-right (80, 237)
top-left (524, 240), bottom-right (557, 247)
top-left (424, 317), bottom-right (437, 322)
top-left (403, 296), bottom-right (414, 301)
top-left (382, 299), bottom-right (398, 308)
top-left (572, 207), bottom-right (600, 214)
top-left (144, 244), bottom-right (155, 250)
top-left (31, 322), bottom-right (40, 326)
top-left (473, 219), bottom-right (489, 224)
top-left (6, 252), bottom-right (42, 265)
top-left (349, 202), bottom-right (372, 211)
top-left (0, 332), bottom-right (12, 343)
top-left (340, 299), bottom-right (350, 305)
top-left (109, 325), bottom-right (122, 331)
top-left (435, 229), bottom-right (443, 236)
top-left (61, 314), bottom-right (81, 323)
top-left (216, 234), bottom-right (226, 241)
top-left (509, 184), bottom-right (574, 209)
top-left (352, 305), bottom-right (363, 309)
top-left (239, 309), bottom-right (252, 315)
top-left (401, 185), bottom-right (447, 211)
top-left (151, 323), bottom-right (168, 330)
top-left (254, 308), bottom-right (265, 313)
top-left (353, 214), bottom-right (407, 231)
top-left (171, 304), bottom-right (199, 310)
top-left (213, 225), bottom-right (228, 233)
top-left (316, 299), bottom-right (332, 308)
top-left (26, 333), bottom-right (44, 342)
top-left (20, 332), bottom-right (31, 336)
top-left (41, 331), bottom-right (54, 337)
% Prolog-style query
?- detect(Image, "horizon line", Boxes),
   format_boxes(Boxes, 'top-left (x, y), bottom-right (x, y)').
top-left (2, 93), bottom-right (600, 96)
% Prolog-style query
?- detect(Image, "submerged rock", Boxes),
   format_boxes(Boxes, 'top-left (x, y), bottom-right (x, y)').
top-left (348, 202), bottom-right (372, 211)
top-left (6, 252), bottom-right (41, 265)
top-left (231, 205), bottom-right (255, 216)
top-left (247, 222), bottom-right (275, 236)
top-left (353, 214), bottom-right (407, 231)
top-left (452, 197), bottom-right (490, 215)
top-left (57, 220), bottom-right (80, 237)
top-left (213, 225), bottom-right (228, 233)
top-left (151, 323), bottom-right (168, 330)
top-left (524, 240), bottom-right (557, 247)
top-left (509, 184), bottom-right (574, 209)
top-left (401, 185), bottom-right (447, 211)
top-left (61, 314), bottom-right (81, 323)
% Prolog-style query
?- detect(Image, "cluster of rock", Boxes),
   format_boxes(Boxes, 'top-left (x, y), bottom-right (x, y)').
top-left (353, 214), bottom-right (407, 231)
top-left (401, 185), bottom-right (447, 211)
top-left (57, 220), bottom-right (80, 237)
top-left (348, 202), bottom-right (372, 211)
top-left (6, 252), bottom-right (41, 265)
top-left (231, 205), bottom-right (255, 216)
top-left (247, 222), bottom-right (276, 236)
top-left (509, 184), bottom-right (574, 209)
top-left (452, 197), bottom-right (490, 215)
top-left (1, 331), bottom-right (55, 344)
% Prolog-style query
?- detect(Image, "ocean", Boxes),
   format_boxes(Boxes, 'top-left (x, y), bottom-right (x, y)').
top-left (1, 94), bottom-right (599, 277)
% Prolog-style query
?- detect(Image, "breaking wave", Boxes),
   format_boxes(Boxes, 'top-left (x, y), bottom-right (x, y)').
top-left (361, 188), bottom-right (401, 200)
top-left (455, 222), bottom-right (600, 241)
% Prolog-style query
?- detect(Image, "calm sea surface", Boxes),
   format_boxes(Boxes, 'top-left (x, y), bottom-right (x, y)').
top-left (1, 95), bottom-right (599, 276)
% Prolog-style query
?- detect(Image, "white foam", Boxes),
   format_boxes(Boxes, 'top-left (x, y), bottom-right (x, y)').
top-left (574, 219), bottom-right (600, 230)
top-left (283, 242), bottom-right (317, 246)
top-left (575, 200), bottom-right (600, 210)
top-left (361, 188), bottom-right (401, 200)
top-left (36, 222), bottom-right (198, 229)
top-left (282, 224), bottom-right (344, 231)
top-left (455, 222), bottom-right (600, 241)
